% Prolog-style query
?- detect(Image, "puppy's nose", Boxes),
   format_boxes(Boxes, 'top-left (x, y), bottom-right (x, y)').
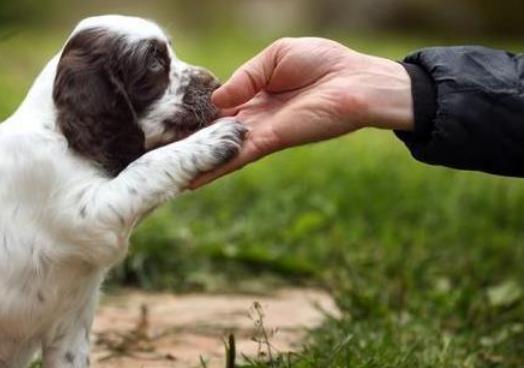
top-left (182, 68), bottom-right (221, 125)
top-left (189, 68), bottom-right (221, 91)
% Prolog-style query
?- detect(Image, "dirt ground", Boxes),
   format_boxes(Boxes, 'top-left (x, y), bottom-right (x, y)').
top-left (91, 288), bottom-right (340, 368)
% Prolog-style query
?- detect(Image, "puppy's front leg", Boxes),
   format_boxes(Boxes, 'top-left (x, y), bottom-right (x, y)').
top-left (94, 118), bottom-right (246, 230)
top-left (63, 118), bottom-right (245, 265)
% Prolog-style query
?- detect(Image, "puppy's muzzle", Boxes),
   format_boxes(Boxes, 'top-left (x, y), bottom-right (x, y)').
top-left (183, 68), bottom-right (221, 123)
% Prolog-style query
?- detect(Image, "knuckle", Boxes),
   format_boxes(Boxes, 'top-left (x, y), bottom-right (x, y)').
top-left (275, 37), bottom-right (294, 47)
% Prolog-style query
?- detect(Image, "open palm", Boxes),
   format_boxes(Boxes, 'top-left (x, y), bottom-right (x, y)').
top-left (191, 37), bottom-right (412, 187)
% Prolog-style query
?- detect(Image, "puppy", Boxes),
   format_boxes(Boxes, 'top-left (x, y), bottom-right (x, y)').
top-left (0, 15), bottom-right (245, 367)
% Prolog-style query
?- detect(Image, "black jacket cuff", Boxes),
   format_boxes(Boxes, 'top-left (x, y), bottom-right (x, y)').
top-left (395, 62), bottom-right (437, 142)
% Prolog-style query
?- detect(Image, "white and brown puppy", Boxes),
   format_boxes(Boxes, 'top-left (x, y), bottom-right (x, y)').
top-left (0, 15), bottom-right (246, 367)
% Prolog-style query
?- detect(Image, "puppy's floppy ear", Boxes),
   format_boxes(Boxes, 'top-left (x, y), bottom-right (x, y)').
top-left (53, 28), bottom-right (145, 176)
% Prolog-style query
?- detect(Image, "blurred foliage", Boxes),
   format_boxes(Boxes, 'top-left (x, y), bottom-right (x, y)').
top-left (308, 0), bottom-right (524, 37)
top-left (0, 0), bottom-right (45, 25)
top-left (0, 0), bottom-right (523, 38)
top-left (114, 129), bottom-right (524, 365)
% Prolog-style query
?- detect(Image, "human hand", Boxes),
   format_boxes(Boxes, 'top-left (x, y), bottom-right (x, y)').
top-left (191, 37), bottom-right (414, 188)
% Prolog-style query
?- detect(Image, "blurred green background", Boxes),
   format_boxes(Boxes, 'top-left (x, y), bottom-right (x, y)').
top-left (1, 1), bottom-right (523, 367)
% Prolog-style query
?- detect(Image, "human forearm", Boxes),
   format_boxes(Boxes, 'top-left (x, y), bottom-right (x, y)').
top-left (193, 40), bottom-right (524, 188)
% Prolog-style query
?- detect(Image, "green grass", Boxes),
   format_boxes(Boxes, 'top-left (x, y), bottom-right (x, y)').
top-left (1, 28), bottom-right (523, 367)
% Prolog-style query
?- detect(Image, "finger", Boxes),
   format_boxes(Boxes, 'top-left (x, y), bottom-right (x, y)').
top-left (212, 42), bottom-right (280, 108)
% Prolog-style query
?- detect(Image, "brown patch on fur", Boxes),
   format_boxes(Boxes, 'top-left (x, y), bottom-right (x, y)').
top-left (53, 28), bottom-right (170, 175)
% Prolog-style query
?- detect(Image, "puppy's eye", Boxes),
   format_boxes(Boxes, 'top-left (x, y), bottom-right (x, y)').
top-left (147, 43), bottom-right (167, 73)
top-left (148, 58), bottom-right (165, 73)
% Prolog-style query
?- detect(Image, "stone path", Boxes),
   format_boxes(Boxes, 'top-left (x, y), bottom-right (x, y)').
top-left (91, 288), bottom-right (340, 368)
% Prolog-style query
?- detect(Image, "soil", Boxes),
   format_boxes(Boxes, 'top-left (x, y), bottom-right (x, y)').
top-left (90, 288), bottom-right (340, 368)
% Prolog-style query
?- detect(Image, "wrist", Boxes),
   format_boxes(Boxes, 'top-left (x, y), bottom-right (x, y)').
top-left (346, 55), bottom-right (415, 131)
top-left (369, 57), bottom-right (415, 131)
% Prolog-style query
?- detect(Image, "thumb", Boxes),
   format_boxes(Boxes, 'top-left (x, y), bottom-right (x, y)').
top-left (212, 43), bottom-right (279, 108)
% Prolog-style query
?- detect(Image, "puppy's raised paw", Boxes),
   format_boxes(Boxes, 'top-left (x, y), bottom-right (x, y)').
top-left (189, 118), bottom-right (247, 172)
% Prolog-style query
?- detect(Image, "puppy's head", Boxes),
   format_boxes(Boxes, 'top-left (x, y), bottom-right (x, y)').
top-left (53, 15), bottom-right (220, 175)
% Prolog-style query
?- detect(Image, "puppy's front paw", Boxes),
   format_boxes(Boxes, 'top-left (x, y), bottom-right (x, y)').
top-left (209, 118), bottom-right (248, 164)
top-left (192, 118), bottom-right (247, 172)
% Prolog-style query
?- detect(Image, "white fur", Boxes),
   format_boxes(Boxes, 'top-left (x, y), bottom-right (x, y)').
top-left (74, 15), bottom-right (168, 43)
top-left (0, 16), bottom-right (244, 367)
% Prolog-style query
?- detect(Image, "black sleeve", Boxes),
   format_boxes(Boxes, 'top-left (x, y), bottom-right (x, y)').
top-left (394, 46), bottom-right (524, 177)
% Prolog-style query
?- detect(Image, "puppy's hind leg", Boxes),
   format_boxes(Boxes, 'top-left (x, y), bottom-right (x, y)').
top-left (42, 323), bottom-right (92, 368)
top-left (42, 298), bottom-right (96, 368)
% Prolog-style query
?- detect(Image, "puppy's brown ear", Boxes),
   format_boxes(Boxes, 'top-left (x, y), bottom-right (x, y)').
top-left (53, 28), bottom-right (145, 176)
